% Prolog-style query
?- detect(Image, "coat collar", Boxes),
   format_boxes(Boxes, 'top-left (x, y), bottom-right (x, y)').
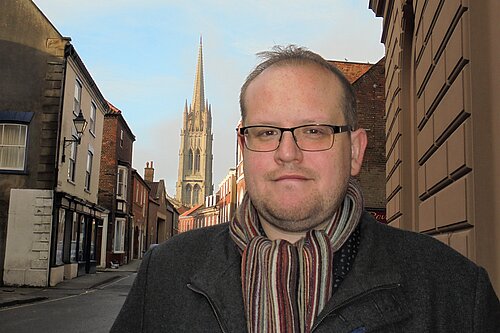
top-left (189, 214), bottom-right (411, 333)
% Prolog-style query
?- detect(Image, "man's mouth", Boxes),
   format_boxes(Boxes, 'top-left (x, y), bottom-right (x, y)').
top-left (273, 174), bottom-right (310, 181)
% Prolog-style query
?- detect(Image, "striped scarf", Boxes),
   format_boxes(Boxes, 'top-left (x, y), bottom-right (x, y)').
top-left (229, 179), bottom-right (364, 333)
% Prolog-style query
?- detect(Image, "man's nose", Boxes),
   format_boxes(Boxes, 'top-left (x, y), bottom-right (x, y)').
top-left (274, 131), bottom-right (303, 163)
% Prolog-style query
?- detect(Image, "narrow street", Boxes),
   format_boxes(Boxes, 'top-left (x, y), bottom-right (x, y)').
top-left (0, 273), bottom-right (135, 333)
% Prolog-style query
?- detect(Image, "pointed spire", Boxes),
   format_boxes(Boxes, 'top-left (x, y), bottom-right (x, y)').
top-left (191, 36), bottom-right (205, 115)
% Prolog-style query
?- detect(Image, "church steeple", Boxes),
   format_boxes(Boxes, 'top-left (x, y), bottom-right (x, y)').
top-left (191, 36), bottom-right (205, 116)
top-left (176, 37), bottom-right (214, 207)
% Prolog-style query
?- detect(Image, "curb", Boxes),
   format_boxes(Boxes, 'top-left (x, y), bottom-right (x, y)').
top-left (89, 275), bottom-right (124, 289)
top-left (0, 296), bottom-right (48, 309)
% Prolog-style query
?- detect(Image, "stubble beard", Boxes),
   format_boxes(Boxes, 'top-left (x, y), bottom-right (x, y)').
top-left (249, 178), bottom-right (350, 233)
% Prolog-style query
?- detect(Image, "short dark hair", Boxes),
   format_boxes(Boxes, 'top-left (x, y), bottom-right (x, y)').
top-left (239, 45), bottom-right (357, 128)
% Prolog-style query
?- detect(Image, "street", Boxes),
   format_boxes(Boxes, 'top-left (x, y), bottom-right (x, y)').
top-left (0, 273), bottom-right (135, 333)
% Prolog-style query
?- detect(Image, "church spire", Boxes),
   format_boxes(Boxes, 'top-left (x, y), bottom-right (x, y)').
top-left (191, 36), bottom-right (205, 114)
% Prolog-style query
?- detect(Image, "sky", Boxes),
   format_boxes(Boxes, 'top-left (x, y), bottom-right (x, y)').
top-left (32, 0), bottom-right (384, 196)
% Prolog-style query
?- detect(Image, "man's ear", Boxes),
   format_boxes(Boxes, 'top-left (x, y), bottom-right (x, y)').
top-left (350, 128), bottom-right (367, 176)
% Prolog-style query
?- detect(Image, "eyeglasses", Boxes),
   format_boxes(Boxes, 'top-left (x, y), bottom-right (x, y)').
top-left (237, 124), bottom-right (352, 152)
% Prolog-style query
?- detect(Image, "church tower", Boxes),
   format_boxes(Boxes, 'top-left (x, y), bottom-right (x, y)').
top-left (175, 38), bottom-right (213, 207)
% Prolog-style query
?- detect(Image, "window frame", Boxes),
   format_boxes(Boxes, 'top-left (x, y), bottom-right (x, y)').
top-left (0, 123), bottom-right (28, 172)
top-left (73, 79), bottom-right (82, 116)
top-left (117, 166), bottom-right (128, 200)
top-left (113, 218), bottom-right (126, 253)
top-left (89, 101), bottom-right (96, 136)
top-left (85, 148), bottom-right (93, 191)
top-left (67, 126), bottom-right (78, 182)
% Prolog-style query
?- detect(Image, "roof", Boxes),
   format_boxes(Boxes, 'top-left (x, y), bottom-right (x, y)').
top-left (107, 101), bottom-right (122, 114)
top-left (105, 100), bottom-right (136, 140)
top-left (180, 203), bottom-right (204, 217)
top-left (328, 60), bottom-right (373, 84)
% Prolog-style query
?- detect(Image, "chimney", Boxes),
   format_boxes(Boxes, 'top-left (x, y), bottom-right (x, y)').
top-left (144, 160), bottom-right (154, 182)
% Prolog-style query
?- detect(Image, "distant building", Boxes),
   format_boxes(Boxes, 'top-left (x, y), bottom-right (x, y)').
top-left (143, 161), bottom-right (178, 247)
top-left (131, 169), bottom-right (150, 259)
top-left (333, 59), bottom-right (387, 223)
top-left (98, 102), bottom-right (135, 267)
top-left (217, 168), bottom-right (237, 224)
top-left (175, 38), bottom-right (214, 207)
top-left (369, 0), bottom-right (500, 293)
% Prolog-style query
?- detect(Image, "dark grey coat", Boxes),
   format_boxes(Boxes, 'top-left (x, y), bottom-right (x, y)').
top-left (111, 213), bottom-right (500, 332)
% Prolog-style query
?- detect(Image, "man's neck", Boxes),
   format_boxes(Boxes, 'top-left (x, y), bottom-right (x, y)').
top-left (260, 219), bottom-right (330, 244)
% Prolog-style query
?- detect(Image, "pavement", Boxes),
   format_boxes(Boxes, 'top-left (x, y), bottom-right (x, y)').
top-left (0, 259), bottom-right (141, 309)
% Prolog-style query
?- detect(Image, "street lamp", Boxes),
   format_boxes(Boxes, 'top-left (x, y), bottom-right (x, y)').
top-left (62, 110), bottom-right (88, 162)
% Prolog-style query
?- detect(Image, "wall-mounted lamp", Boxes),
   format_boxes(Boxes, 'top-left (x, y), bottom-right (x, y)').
top-left (62, 110), bottom-right (88, 162)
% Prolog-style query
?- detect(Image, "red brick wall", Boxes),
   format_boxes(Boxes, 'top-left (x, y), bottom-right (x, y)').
top-left (353, 58), bottom-right (386, 210)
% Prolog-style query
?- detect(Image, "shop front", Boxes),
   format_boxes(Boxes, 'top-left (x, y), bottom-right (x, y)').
top-left (50, 193), bottom-right (107, 285)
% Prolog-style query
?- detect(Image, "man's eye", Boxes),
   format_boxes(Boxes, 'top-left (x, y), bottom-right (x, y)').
top-left (256, 129), bottom-right (279, 137)
top-left (304, 127), bottom-right (326, 135)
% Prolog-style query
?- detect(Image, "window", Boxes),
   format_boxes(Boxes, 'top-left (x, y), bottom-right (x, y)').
top-left (73, 79), bottom-right (82, 115)
top-left (185, 184), bottom-right (192, 205)
top-left (117, 166), bottom-right (128, 200)
top-left (135, 181), bottom-right (139, 203)
top-left (193, 185), bottom-right (200, 205)
top-left (89, 102), bottom-right (96, 135)
top-left (85, 149), bottom-right (93, 191)
top-left (120, 130), bottom-right (124, 148)
top-left (114, 218), bottom-right (126, 253)
top-left (194, 149), bottom-right (201, 173)
top-left (0, 124), bottom-right (27, 171)
top-left (68, 127), bottom-right (77, 182)
top-left (78, 215), bottom-right (86, 262)
top-left (55, 209), bottom-right (65, 266)
top-left (70, 212), bottom-right (78, 262)
top-left (187, 149), bottom-right (193, 172)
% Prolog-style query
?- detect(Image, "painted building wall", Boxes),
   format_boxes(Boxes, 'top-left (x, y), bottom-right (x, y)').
top-left (4, 189), bottom-right (53, 287)
top-left (56, 58), bottom-right (106, 200)
top-left (370, 0), bottom-right (500, 293)
top-left (0, 0), bottom-right (66, 284)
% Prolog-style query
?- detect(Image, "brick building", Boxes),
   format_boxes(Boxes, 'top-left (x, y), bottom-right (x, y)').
top-left (131, 169), bottom-right (150, 259)
top-left (143, 161), bottom-right (178, 247)
top-left (369, 0), bottom-right (500, 293)
top-left (98, 102), bottom-right (135, 267)
top-left (329, 60), bottom-right (386, 221)
top-left (352, 59), bottom-right (387, 222)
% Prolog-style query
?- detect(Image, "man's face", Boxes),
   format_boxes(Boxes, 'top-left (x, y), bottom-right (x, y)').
top-left (241, 63), bottom-right (366, 233)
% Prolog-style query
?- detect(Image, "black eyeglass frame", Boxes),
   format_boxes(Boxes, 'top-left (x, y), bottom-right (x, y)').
top-left (237, 124), bottom-right (352, 152)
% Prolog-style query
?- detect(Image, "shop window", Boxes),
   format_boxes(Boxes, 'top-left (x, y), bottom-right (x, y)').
top-left (55, 209), bottom-right (65, 266)
top-left (70, 213), bottom-right (78, 262)
top-left (78, 215), bottom-right (86, 262)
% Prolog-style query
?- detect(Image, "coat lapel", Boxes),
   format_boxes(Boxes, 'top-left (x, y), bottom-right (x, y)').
top-left (313, 214), bottom-right (411, 332)
top-left (189, 227), bottom-right (247, 332)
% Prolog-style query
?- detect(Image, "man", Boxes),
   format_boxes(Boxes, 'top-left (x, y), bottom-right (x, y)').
top-left (112, 45), bottom-right (499, 332)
